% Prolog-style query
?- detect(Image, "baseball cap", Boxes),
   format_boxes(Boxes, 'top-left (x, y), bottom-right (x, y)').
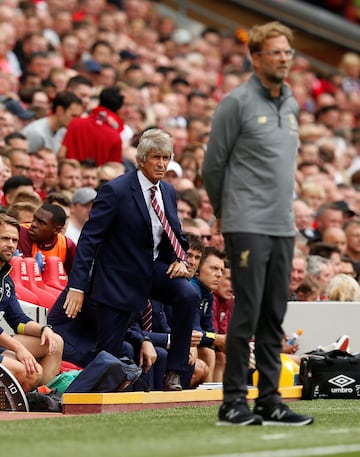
top-left (84, 59), bottom-right (102, 73)
top-left (333, 200), bottom-right (357, 217)
top-left (171, 29), bottom-right (192, 45)
top-left (5, 99), bottom-right (35, 120)
top-left (72, 187), bottom-right (97, 205)
top-left (119, 49), bottom-right (138, 60)
top-left (166, 161), bottom-right (183, 178)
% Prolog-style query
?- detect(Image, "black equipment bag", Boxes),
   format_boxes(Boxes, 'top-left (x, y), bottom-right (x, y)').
top-left (300, 350), bottom-right (360, 400)
top-left (26, 389), bottom-right (63, 412)
top-left (65, 351), bottom-right (142, 393)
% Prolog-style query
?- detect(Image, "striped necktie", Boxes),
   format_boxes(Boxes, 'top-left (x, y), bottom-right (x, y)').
top-left (150, 185), bottom-right (186, 261)
top-left (142, 299), bottom-right (152, 332)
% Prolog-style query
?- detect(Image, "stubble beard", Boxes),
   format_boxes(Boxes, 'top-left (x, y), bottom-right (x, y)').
top-left (263, 65), bottom-right (289, 86)
top-left (0, 251), bottom-right (13, 265)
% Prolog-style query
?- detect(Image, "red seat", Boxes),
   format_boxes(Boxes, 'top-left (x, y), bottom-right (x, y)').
top-left (9, 257), bottom-right (40, 305)
top-left (21, 257), bottom-right (60, 310)
top-left (42, 256), bottom-right (68, 291)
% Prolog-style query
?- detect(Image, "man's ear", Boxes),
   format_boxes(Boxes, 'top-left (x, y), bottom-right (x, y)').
top-left (54, 105), bottom-right (64, 117)
top-left (54, 225), bottom-right (63, 234)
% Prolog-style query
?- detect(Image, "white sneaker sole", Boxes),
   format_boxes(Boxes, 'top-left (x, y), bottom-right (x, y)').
top-left (216, 417), bottom-right (262, 426)
top-left (261, 417), bottom-right (314, 426)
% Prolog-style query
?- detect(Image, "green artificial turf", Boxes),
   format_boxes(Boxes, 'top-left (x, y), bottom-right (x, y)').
top-left (1, 401), bottom-right (360, 457)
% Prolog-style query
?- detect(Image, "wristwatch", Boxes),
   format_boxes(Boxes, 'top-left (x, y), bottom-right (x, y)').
top-left (40, 325), bottom-right (53, 335)
top-left (140, 336), bottom-right (152, 344)
top-left (178, 259), bottom-right (188, 268)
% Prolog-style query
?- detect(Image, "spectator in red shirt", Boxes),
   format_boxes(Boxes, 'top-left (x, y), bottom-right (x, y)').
top-left (59, 86), bottom-right (124, 166)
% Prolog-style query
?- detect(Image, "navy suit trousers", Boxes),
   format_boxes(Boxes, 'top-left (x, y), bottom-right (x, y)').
top-left (95, 259), bottom-right (198, 373)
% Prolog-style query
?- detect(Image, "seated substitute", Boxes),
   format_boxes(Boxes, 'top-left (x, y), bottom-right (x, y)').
top-left (16, 203), bottom-right (76, 275)
top-left (190, 246), bottom-right (227, 382)
top-left (0, 214), bottom-right (63, 392)
top-left (126, 298), bottom-right (208, 390)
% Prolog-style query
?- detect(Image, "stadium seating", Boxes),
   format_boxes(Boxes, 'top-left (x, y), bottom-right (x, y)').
top-left (42, 256), bottom-right (68, 290)
top-left (9, 257), bottom-right (40, 306)
top-left (10, 257), bottom-right (59, 310)
top-left (24, 257), bottom-right (61, 301)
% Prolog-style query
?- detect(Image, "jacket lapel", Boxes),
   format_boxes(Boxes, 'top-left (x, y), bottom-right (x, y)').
top-left (159, 181), bottom-right (175, 229)
top-left (131, 172), bottom-right (152, 227)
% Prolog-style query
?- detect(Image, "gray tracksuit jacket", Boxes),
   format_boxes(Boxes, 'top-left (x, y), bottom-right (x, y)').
top-left (203, 74), bottom-right (299, 237)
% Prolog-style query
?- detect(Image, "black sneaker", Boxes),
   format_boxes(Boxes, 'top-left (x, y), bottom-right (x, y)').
top-left (254, 403), bottom-right (314, 426)
top-left (217, 400), bottom-right (263, 426)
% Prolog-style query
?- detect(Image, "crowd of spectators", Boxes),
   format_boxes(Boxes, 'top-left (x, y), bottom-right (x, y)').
top-left (0, 0), bottom-right (360, 389)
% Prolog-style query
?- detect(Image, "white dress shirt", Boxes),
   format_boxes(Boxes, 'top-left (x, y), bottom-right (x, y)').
top-left (137, 170), bottom-right (164, 260)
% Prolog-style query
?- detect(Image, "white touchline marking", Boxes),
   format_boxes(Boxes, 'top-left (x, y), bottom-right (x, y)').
top-left (320, 428), bottom-right (351, 434)
top-left (190, 443), bottom-right (360, 457)
top-left (261, 434), bottom-right (288, 440)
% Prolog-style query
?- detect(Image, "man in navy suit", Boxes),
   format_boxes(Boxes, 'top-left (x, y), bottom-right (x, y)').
top-left (63, 128), bottom-right (197, 390)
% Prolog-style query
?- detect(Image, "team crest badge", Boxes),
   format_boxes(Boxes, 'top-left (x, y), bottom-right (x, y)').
top-left (240, 250), bottom-right (250, 268)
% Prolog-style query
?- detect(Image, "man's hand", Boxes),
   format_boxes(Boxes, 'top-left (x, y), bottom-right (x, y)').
top-left (166, 261), bottom-right (192, 279)
top-left (282, 338), bottom-right (299, 354)
top-left (189, 346), bottom-right (198, 365)
top-left (63, 289), bottom-right (84, 318)
top-left (191, 330), bottom-right (203, 347)
top-left (16, 346), bottom-right (42, 376)
top-left (214, 334), bottom-right (226, 352)
top-left (40, 327), bottom-right (59, 355)
top-left (139, 340), bottom-right (157, 373)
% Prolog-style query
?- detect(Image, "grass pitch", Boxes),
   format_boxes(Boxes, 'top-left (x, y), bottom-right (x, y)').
top-left (1, 400), bottom-right (360, 457)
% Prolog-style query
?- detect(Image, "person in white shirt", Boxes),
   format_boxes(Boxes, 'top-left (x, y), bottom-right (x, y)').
top-left (65, 187), bottom-right (97, 244)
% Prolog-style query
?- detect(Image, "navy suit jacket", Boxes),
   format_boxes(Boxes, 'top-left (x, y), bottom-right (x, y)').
top-left (68, 170), bottom-right (188, 312)
top-left (126, 300), bottom-right (171, 349)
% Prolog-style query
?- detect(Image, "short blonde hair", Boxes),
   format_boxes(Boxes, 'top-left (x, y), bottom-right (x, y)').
top-left (299, 181), bottom-right (326, 200)
top-left (327, 274), bottom-right (360, 301)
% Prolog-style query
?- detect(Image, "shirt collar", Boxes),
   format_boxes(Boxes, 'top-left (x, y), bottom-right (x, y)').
top-left (137, 169), bottom-right (160, 193)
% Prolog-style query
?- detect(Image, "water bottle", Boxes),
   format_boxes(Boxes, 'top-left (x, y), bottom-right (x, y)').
top-left (287, 328), bottom-right (303, 346)
top-left (35, 252), bottom-right (45, 272)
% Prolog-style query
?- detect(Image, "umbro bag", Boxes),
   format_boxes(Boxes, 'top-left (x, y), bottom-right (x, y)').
top-left (65, 351), bottom-right (142, 393)
top-left (300, 350), bottom-right (360, 400)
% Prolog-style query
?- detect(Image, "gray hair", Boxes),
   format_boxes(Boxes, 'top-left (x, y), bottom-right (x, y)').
top-left (306, 255), bottom-right (330, 278)
top-left (136, 129), bottom-right (174, 163)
